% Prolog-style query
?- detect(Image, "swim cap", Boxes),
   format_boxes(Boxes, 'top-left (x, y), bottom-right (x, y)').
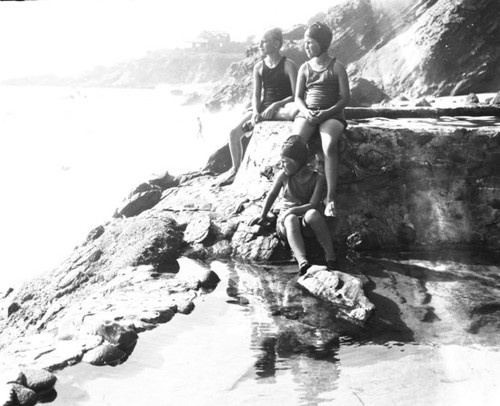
top-left (281, 135), bottom-right (309, 168)
top-left (306, 22), bottom-right (332, 54)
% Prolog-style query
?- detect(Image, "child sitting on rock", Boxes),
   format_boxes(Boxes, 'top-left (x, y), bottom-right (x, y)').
top-left (251, 135), bottom-right (337, 274)
top-left (218, 27), bottom-right (298, 186)
top-left (293, 22), bottom-right (351, 218)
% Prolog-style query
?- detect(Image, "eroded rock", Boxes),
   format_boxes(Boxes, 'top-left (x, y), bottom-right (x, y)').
top-left (297, 266), bottom-right (375, 323)
top-left (20, 368), bottom-right (57, 393)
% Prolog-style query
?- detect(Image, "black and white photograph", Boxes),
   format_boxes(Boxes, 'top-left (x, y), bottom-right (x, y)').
top-left (0, 0), bottom-right (499, 405)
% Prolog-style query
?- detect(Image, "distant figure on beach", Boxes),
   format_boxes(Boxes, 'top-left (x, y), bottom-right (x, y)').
top-left (293, 22), bottom-right (350, 218)
top-left (250, 135), bottom-right (337, 274)
top-left (217, 27), bottom-right (298, 186)
top-left (196, 116), bottom-right (203, 140)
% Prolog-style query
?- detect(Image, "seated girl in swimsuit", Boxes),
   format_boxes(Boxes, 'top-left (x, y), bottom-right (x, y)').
top-left (218, 27), bottom-right (298, 186)
top-left (250, 135), bottom-right (337, 275)
top-left (293, 22), bottom-right (351, 218)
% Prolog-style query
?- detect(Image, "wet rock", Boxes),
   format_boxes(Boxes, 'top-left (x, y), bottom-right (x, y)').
top-left (177, 265), bottom-right (220, 290)
top-left (297, 266), bottom-right (375, 323)
top-left (176, 299), bottom-right (195, 315)
top-left (20, 368), bottom-right (57, 393)
top-left (11, 384), bottom-right (36, 406)
top-left (82, 343), bottom-right (127, 366)
top-left (93, 321), bottom-right (138, 351)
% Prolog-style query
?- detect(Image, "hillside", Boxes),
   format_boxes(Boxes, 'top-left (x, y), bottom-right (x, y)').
top-left (2, 48), bottom-right (246, 89)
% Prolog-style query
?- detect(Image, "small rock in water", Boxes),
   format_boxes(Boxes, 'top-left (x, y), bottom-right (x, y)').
top-left (297, 266), bottom-right (375, 323)
top-left (20, 368), bottom-right (57, 393)
top-left (11, 384), bottom-right (37, 406)
top-left (82, 343), bottom-right (127, 366)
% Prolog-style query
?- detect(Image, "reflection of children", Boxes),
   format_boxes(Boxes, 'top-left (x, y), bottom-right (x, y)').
top-left (293, 22), bottom-right (350, 218)
top-left (218, 27), bottom-right (298, 186)
top-left (251, 135), bottom-right (337, 274)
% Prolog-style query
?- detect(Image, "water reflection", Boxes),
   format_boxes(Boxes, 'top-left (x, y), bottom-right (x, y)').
top-left (52, 251), bottom-right (500, 405)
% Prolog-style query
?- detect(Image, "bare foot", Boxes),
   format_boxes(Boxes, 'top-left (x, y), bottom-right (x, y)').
top-left (216, 169), bottom-right (237, 186)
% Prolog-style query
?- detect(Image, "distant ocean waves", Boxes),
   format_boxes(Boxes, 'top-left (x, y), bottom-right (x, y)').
top-left (0, 85), bottom-right (236, 287)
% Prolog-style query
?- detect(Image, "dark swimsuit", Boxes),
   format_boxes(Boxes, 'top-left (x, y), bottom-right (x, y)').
top-left (298, 57), bottom-right (347, 129)
top-left (260, 57), bottom-right (293, 112)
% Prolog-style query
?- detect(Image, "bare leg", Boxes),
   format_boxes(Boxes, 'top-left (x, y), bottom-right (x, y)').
top-left (272, 102), bottom-right (299, 121)
top-left (292, 116), bottom-right (317, 143)
top-left (319, 119), bottom-right (344, 203)
top-left (283, 214), bottom-right (308, 265)
top-left (228, 110), bottom-right (253, 173)
top-left (218, 111), bottom-right (253, 186)
top-left (303, 209), bottom-right (336, 261)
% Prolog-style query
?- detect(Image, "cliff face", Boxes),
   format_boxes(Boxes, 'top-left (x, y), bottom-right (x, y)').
top-left (207, 0), bottom-right (500, 108)
top-left (352, 0), bottom-right (500, 97)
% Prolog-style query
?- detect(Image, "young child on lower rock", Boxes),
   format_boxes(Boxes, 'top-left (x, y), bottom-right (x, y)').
top-left (251, 135), bottom-right (337, 274)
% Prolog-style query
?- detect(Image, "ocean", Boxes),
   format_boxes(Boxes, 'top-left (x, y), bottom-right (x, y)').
top-left (0, 85), bottom-right (237, 288)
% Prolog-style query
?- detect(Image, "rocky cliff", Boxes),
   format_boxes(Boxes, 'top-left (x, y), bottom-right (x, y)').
top-left (207, 0), bottom-right (500, 108)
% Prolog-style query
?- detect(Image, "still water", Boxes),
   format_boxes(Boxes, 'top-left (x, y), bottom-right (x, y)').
top-left (53, 253), bottom-right (500, 406)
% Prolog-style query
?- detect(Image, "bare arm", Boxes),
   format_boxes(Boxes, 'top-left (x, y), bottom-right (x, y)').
top-left (258, 170), bottom-right (286, 220)
top-left (294, 63), bottom-right (310, 115)
top-left (251, 61), bottom-right (263, 124)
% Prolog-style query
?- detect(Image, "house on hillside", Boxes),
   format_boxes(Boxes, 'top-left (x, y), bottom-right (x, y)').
top-left (189, 31), bottom-right (231, 50)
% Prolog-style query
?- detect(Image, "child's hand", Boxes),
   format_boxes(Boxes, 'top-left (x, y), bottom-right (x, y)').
top-left (248, 217), bottom-right (271, 227)
top-left (306, 109), bottom-right (321, 124)
top-left (260, 103), bottom-right (279, 120)
top-left (251, 112), bottom-right (261, 126)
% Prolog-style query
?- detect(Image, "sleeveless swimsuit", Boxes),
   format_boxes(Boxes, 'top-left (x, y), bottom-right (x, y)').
top-left (275, 170), bottom-right (323, 240)
top-left (299, 57), bottom-right (347, 128)
top-left (260, 57), bottom-right (293, 112)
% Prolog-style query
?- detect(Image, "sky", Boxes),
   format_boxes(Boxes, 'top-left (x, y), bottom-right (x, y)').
top-left (0, 0), bottom-right (336, 80)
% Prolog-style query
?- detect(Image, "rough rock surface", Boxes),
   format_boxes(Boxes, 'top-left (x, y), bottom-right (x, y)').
top-left (298, 266), bottom-right (375, 323)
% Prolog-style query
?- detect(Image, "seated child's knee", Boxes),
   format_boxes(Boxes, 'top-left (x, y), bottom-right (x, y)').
top-left (284, 213), bottom-right (300, 227)
top-left (304, 209), bottom-right (321, 223)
